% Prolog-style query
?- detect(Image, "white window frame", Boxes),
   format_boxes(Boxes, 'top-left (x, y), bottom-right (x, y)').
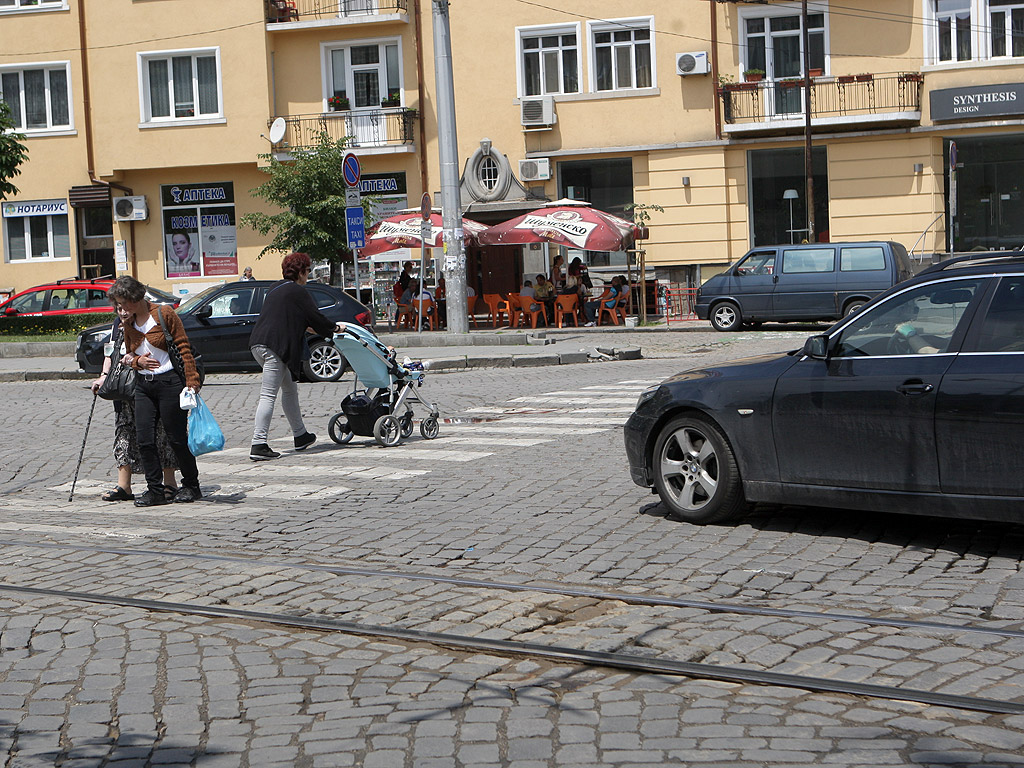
top-left (0, 61), bottom-right (73, 134)
top-left (321, 37), bottom-right (404, 111)
top-left (2, 200), bottom-right (71, 263)
top-left (738, 2), bottom-right (830, 79)
top-left (924, 1), bottom-right (1024, 64)
top-left (0, 0), bottom-right (66, 14)
top-left (137, 47), bottom-right (223, 125)
top-left (586, 16), bottom-right (656, 93)
top-left (989, 1), bottom-right (1024, 57)
top-left (515, 22), bottom-right (582, 98)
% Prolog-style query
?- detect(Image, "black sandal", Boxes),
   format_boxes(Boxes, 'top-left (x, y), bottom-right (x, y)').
top-left (102, 486), bottom-right (134, 502)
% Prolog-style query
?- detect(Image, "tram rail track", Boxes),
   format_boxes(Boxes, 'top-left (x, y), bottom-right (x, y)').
top-left (1, 582), bottom-right (1021, 717)
top-left (2, 538), bottom-right (1021, 640)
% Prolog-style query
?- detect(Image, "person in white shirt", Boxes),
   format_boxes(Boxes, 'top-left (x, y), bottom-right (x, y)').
top-left (520, 280), bottom-right (536, 299)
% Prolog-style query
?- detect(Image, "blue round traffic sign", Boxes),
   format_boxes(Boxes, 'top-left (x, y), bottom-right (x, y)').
top-left (343, 153), bottom-right (361, 188)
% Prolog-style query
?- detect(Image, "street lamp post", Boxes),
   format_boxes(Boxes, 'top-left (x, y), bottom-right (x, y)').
top-left (784, 188), bottom-right (799, 244)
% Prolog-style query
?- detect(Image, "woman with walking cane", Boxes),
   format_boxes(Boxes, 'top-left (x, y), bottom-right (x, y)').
top-left (107, 275), bottom-right (203, 507)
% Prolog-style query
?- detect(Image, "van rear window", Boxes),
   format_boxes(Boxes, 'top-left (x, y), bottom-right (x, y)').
top-left (782, 248), bottom-right (834, 274)
top-left (840, 246), bottom-right (886, 271)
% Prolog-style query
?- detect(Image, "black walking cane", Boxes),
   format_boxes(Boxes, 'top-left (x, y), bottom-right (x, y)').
top-left (69, 392), bottom-right (98, 502)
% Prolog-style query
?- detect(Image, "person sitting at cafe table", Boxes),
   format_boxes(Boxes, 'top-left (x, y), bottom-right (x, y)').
top-left (584, 276), bottom-right (621, 326)
top-left (533, 274), bottom-right (555, 322)
top-left (520, 279), bottom-right (536, 299)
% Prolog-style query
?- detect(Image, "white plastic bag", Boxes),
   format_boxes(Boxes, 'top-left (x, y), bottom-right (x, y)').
top-left (179, 387), bottom-right (198, 411)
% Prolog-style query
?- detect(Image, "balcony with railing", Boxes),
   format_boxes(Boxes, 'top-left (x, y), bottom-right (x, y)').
top-left (268, 108), bottom-right (418, 155)
top-left (719, 72), bottom-right (923, 135)
top-left (265, 0), bottom-right (408, 29)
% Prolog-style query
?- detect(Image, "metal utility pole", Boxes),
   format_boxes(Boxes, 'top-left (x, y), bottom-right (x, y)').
top-left (432, 0), bottom-right (467, 333)
top-left (802, 0), bottom-right (815, 243)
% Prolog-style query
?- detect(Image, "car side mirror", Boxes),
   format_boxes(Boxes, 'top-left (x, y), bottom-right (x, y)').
top-left (4, 307), bottom-right (17, 316)
top-left (802, 334), bottom-right (829, 360)
top-left (194, 304), bottom-right (213, 321)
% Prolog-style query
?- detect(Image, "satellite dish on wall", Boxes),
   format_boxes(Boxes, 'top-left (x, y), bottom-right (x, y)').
top-left (268, 117), bottom-right (287, 144)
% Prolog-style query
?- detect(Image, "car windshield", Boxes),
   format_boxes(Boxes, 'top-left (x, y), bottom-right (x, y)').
top-left (176, 285), bottom-right (223, 315)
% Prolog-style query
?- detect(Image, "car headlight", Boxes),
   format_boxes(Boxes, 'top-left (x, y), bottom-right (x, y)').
top-left (85, 329), bottom-right (110, 344)
top-left (636, 384), bottom-right (660, 409)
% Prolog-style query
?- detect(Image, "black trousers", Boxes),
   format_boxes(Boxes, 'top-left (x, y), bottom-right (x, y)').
top-left (134, 372), bottom-right (199, 494)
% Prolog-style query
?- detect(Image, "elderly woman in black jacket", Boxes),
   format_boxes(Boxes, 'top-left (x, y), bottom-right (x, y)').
top-left (249, 252), bottom-right (342, 461)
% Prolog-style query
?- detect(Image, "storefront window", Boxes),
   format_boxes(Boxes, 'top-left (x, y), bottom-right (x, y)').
top-left (749, 148), bottom-right (829, 247)
top-left (953, 136), bottom-right (1024, 251)
top-left (160, 182), bottom-right (237, 279)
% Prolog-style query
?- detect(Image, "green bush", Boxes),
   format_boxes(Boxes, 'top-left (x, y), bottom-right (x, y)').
top-left (0, 312), bottom-right (112, 337)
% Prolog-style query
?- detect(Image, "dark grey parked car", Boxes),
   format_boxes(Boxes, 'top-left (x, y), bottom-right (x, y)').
top-left (627, 253), bottom-right (1024, 525)
top-left (76, 281), bottom-right (372, 382)
top-left (696, 241), bottom-right (914, 331)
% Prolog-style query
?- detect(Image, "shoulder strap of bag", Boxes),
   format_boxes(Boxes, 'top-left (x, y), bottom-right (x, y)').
top-left (157, 306), bottom-right (185, 383)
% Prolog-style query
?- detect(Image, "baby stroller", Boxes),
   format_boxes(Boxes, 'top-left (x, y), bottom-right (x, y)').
top-left (327, 322), bottom-right (440, 447)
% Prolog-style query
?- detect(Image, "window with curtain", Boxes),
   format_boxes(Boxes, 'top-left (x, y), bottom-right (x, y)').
top-left (519, 26), bottom-right (580, 97)
top-left (0, 0), bottom-right (65, 12)
top-left (141, 50), bottom-right (220, 121)
top-left (328, 40), bottom-right (402, 108)
top-left (590, 19), bottom-right (653, 92)
top-left (937, 0), bottom-right (972, 61)
top-left (0, 65), bottom-right (71, 131)
top-left (3, 209), bottom-right (70, 262)
top-left (743, 12), bottom-right (825, 78)
top-left (991, 0), bottom-right (1024, 56)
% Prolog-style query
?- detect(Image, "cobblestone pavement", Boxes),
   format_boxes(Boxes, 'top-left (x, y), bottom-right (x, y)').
top-left (2, 328), bottom-right (1024, 766)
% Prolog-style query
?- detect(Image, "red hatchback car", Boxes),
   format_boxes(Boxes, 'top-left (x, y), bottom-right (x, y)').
top-left (0, 277), bottom-right (178, 318)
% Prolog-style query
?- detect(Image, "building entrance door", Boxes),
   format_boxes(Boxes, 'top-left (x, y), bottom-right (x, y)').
top-left (956, 137), bottom-right (1024, 251)
top-left (78, 206), bottom-right (114, 278)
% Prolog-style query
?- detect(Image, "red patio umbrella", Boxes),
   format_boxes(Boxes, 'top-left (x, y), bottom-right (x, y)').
top-left (477, 199), bottom-right (641, 252)
top-left (361, 210), bottom-right (487, 257)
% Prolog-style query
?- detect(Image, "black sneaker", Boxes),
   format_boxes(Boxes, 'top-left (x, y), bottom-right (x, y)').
top-left (134, 489), bottom-right (169, 507)
top-left (173, 484), bottom-right (202, 503)
top-left (294, 432), bottom-right (316, 451)
top-left (250, 443), bottom-right (281, 461)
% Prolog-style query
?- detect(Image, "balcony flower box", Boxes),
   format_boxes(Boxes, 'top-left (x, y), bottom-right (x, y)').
top-left (899, 72), bottom-right (924, 83)
top-left (743, 69), bottom-right (765, 83)
top-left (380, 98), bottom-right (402, 108)
top-left (837, 75), bottom-right (856, 84)
top-left (808, 67), bottom-right (824, 78)
top-left (720, 81), bottom-right (758, 93)
top-left (854, 73), bottom-right (874, 82)
top-left (328, 96), bottom-right (350, 112)
top-left (778, 78), bottom-right (802, 89)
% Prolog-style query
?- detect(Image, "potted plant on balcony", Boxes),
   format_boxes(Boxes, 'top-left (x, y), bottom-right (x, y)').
top-left (380, 90), bottom-right (402, 108)
top-left (327, 96), bottom-right (350, 112)
top-left (854, 73), bottom-right (874, 82)
top-left (808, 67), bottom-right (824, 78)
top-left (778, 78), bottom-right (802, 89)
top-left (743, 68), bottom-right (765, 83)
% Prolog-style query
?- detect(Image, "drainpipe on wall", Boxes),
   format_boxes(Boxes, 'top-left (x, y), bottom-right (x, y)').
top-left (711, 0), bottom-right (722, 141)
top-left (77, 0), bottom-right (137, 277)
top-left (412, 0), bottom-right (430, 198)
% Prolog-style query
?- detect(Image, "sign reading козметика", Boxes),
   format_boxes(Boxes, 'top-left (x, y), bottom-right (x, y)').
top-left (930, 83), bottom-right (1024, 122)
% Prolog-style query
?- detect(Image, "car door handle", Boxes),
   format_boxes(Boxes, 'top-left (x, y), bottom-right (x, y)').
top-left (897, 380), bottom-right (934, 396)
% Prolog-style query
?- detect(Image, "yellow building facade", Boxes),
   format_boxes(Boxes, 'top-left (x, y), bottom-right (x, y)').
top-left (3, 0), bottom-right (1024, 299)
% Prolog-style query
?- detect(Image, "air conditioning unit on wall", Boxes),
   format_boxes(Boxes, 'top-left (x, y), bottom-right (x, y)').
top-left (676, 51), bottom-right (710, 76)
top-left (113, 195), bottom-right (148, 222)
top-left (521, 95), bottom-right (556, 127)
top-left (519, 158), bottom-right (551, 182)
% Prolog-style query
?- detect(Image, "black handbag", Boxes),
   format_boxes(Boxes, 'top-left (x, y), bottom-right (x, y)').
top-left (157, 306), bottom-right (205, 387)
top-left (97, 325), bottom-right (136, 401)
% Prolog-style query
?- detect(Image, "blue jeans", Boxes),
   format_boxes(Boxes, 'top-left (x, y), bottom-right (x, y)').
top-left (251, 345), bottom-right (307, 444)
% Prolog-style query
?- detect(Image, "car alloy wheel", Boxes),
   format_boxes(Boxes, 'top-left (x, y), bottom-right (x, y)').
top-left (303, 340), bottom-right (346, 382)
top-left (710, 301), bottom-right (741, 332)
top-left (653, 414), bottom-right (746, 524)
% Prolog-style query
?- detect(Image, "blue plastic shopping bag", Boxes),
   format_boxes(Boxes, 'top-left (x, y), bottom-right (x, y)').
top-left (187, 395), bottom-right (225, 456)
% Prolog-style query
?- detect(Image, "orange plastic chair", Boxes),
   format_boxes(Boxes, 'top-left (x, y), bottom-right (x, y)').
top-left (506, 293), bottom-right (522, 328)
top-left (483, 293), bottom-right (508, 328)
top-left (517, 295), bottom-right (547, 329)
top-left (596, 290), bottom-right (619, 326)
top-left (467, 295), bottom-right (480, 328)
top-left (396, 303), bottom-right (415, 328)
top-left (554, 294), bottom-right (578, 328)
top-left (615, 299), bottom-right (628, 325)
top-left (412, 298), bottom-right (436, 330)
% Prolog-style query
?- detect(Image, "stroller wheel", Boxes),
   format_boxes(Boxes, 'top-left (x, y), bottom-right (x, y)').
top-left (373, 414), bottom-right (402, 447)
top-left (328, 413), bottom-right (354, 444)
top-left (420, 416), bottom-right (439, 440)
top-left (400, 412), bottom-right (414, 438)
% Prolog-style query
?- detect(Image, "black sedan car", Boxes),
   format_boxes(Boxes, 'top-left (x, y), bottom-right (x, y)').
top-left (77, 280), bottom-right (372, 382)
top-left (626, 254), bottom-right (1024, 525)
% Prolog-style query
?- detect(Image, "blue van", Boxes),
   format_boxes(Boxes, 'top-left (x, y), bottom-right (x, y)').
top-left (695, 241), bottom-right (914, 331)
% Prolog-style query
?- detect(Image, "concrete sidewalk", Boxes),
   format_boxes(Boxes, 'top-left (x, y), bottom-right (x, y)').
top-left (0, 324), bottom-right (707, 381)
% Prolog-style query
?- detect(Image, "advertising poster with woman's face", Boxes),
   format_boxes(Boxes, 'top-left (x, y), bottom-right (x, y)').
top-left (163, 211), bottom-right (201, 278)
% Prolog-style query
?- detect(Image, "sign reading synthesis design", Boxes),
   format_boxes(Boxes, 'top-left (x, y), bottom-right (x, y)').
top-left (930, 83), bottom-right (1024, 122)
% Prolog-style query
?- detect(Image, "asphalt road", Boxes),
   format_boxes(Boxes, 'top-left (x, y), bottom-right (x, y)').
top-left (2, 328), bottom-right (1023, 767)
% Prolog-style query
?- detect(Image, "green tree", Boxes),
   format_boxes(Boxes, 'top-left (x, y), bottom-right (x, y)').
top-left (241, 130), bottom-right (373, 271)
top-left (0, 101), bottom-right (29, 201)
